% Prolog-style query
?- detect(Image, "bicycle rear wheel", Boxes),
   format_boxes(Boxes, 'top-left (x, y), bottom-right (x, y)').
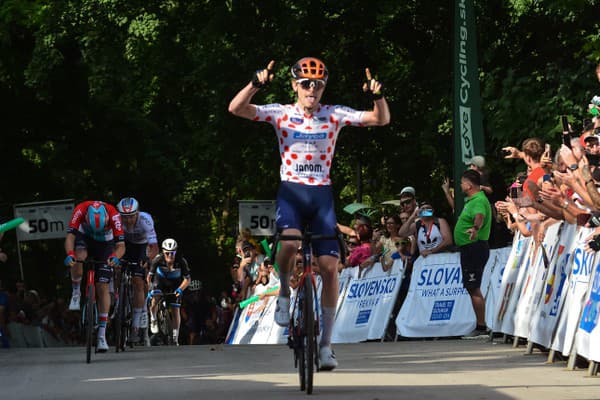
top-left (115, 278), bottom-right (125, 352)
top-left (85, 283), bottom-right (94, 364)
top-left (302, 275), bottom-right (315, 394)
top-left (296, 292), bottom-right (306, 391)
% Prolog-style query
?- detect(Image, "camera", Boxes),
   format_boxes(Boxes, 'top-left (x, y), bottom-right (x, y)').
top-left (590, 212), bottom-right (600, 228)
top-left (244, 250), bottom-right (251, 258)
top-left (589, 234), bottom-right (600, 251)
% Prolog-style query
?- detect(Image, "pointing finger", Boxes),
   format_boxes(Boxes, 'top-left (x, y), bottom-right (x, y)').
top-left (365, 68), bottom-right (372, 81)
top-left (267, 60), bottom-right (275, 72)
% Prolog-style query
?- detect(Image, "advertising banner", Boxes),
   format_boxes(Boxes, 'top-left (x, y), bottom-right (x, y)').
top-left (529, 223), bottom-right (577, 348)
top-left (551, 227), bottom-right (596, 356)
top-left (513, 222), bottom-right (562, 338)
top-left (332, 266), bottom-right (403, 343)
top-left (396, 253), bottom-right (475, 337)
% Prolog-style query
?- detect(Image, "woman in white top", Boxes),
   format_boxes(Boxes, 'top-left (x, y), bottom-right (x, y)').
top-left (398, 202), bottom-right (453, 257)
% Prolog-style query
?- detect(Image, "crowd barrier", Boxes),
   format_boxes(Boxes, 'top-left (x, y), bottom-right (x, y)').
top-left (226, 225), bottom-right (600, 372)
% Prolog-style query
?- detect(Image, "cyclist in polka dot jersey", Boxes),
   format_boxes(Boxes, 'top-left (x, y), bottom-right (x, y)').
top-left (229, 57), bottom-right (390, 370)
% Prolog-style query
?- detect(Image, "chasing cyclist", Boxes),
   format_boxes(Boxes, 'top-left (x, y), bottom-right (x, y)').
top-left (147, 238), bottom-right (191, 346)
top-left (116, 197), bottom-right (159, 345)
top-left (64, 200), bottom-right (126, 352)
top-left (228, 57), bottom-right (390, 369)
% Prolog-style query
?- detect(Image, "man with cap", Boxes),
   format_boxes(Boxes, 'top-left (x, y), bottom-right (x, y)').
top-left (469, 155), bottom-right (493, 196)
top-left (398, 186), bottom-right (417, 217)
top-left (455, 169), bottom-right (492, 338)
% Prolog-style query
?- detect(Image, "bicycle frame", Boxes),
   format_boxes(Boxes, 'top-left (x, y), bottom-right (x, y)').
top-left (273, 230), bottom-right (345, 394)
top-left (148, 290), bottom-right (179, 345)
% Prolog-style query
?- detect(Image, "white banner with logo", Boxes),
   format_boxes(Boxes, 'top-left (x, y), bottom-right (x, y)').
top-left (396, 253), bottom-right (476, 337)
top-left (332, 261), bottom-right (403, 343)
top-left (512, 222), bottom-right (562, 339)
top-left (498, 235), bottom-right (536, 336)
top-left (482, 246), bottom-right (511, 331)
top-left (551, 227), bottom-right (596, 356)
top-left (492, 232), bottom-right (531, 333)
top-left (529, 223), bottom-right (577, 348)
top-left (575, 253), bottom-right (600, 362)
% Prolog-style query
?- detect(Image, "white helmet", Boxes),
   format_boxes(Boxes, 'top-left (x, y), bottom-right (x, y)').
top-left (162, 238), bottom-right (178, 251)
top-left (117, 197), bottom-right (139, 216)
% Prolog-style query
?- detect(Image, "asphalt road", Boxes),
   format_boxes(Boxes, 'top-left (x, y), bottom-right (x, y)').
top-left (1, 338), bottom-right (598, 400)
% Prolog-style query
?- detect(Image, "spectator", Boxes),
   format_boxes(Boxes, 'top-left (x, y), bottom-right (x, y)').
top-left (377, 215), bottom-right (403, 271)
top-left (454, 170), bottom-right (492, 338)
top-left (345, 215), bottom-right (373, 275)
top-left (398, 201), bottom-right (453, 258)
top-left (442, 155), bottom-right (492, 212)
top-left (398, 186), bottom-right (417, 217)
top-left (238, 241), bottom-right (263, 301)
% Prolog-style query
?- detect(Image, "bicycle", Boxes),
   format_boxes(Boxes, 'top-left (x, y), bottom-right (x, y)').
top-left (272, 230), bottom-right (345, 395)
top-left (113, 260), bottom-right (141, 352)
top-left (148, 290), bottom-right (178, 346)
top-left (75, 259), bottom-right (107, 364)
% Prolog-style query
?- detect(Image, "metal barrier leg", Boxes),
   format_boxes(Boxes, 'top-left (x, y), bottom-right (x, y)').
top-left (512, 335), bottom-right (521, 348)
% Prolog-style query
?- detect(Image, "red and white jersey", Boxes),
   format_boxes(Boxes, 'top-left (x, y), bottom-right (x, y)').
top-left (67, 201), bottom-right (125, 242)
top-left (254, 103), bottom-right (364, 185)
top-left (123, 211), bottom-right (158, 245)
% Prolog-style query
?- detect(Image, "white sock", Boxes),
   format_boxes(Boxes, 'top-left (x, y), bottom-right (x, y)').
top-left (320, 306), bottom-right (336, 348)
top-left (172, 328), bottom-right (179, 341)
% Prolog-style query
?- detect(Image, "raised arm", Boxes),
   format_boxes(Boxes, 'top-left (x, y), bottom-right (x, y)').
top-left (228, 60), bottom-right (275, 120)
top-left (360, 68), bottom-right (391, 126)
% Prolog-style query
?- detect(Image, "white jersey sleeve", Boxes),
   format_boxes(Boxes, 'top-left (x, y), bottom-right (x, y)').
top-left (139, 212), bottom-right (158, 244)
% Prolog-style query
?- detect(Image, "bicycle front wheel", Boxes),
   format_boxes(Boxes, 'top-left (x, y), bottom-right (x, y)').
top-left (85, 283), bottom-right (94, 364)
top-left (302, 275), bottom-right (315, 394)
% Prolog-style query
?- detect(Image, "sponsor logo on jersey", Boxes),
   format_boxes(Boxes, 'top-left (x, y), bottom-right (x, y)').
top-left (290, 117), bottom-right (304, 124)
top-left (295, 163), bottom-right (323, 173)
top-left (316, 116), bottom-right (328, 122)
top-left (292, 131), bottom-right (327, 140)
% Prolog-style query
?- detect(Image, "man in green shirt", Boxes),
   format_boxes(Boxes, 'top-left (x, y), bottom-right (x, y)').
top-left (454, 169), bottom-right (492, 338)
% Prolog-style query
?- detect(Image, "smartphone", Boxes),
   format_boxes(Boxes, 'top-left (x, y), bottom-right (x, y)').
top-left (561, 115), bottom-right (570, 133)
top-left (542, 174), bottom-right (552, 182)
top-left (544, 143), bottom-right (551, 157)
top-left (560, 116), bottom-right (572, 149)
top-left (510, 186), bottom-right (519, 198)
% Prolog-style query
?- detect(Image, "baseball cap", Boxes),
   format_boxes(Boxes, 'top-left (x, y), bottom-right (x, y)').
top-left (398, 186), bottom-right (416, 197)
top-left (469, 155), bottom-right (486, 168)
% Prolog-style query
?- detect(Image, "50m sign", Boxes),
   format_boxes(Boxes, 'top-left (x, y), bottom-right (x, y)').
top-left (239, 200), bottom-right (276, 236)
top-left (14, 200), bottom-right (74, 241)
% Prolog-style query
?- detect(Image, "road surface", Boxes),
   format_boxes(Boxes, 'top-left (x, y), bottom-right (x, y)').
top-left (1, 338), bottom-right (598, 400)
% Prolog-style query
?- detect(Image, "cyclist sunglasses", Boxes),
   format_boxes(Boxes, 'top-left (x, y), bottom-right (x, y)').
top-left (164, 250), bottom-right (176, 257)
top-left (296, 79), bottom-right (325, 90)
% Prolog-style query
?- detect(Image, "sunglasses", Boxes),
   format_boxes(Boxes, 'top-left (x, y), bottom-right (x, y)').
top-left (347, 241), bottom-right (359, 247)
top-left (395, 240), bottom-right (410, 246)
top-left (400, 199), bottom-right (413, 207)
top-left (164, 251), bottom-right (176, 257)
top-left (297, 79), bottom-right (325, 90)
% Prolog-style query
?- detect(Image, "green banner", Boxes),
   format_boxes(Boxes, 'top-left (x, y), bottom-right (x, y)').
top-left (453, 0), bottom-right (485, 213)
